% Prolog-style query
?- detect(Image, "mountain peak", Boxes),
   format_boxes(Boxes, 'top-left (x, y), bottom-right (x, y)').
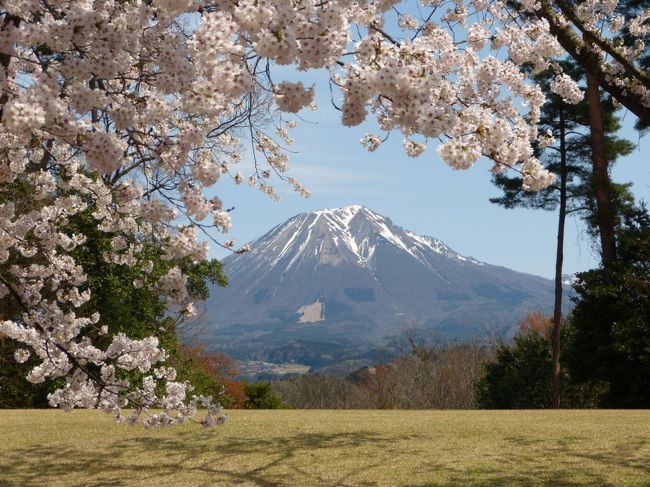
top-left (207, 207), bottom-right (561, 354)
top-left (309, 205), bottom-right (372, 226)
top-left (330, 204), bottom-right (365, 213)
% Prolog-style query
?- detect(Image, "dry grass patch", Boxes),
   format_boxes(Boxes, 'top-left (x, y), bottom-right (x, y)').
top-left (1, 409), bottom-right (649, 486)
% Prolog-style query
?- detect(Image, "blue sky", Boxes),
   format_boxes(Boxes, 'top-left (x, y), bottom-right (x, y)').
top-left (209, 69), bottom-right (649, 279)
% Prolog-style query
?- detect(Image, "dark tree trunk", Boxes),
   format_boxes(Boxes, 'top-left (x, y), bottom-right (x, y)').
top-left (586, 72), bottom-right (617, 265)
top-left (552, 107), bottom-right (567, 409)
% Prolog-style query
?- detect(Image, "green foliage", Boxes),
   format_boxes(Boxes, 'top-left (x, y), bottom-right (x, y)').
top-left (477, 332), bottom-right (552, 409)
top-left (71, 211), bottom-right (171, 344)
top-left (244, 381), bottom-right (284, 409)
top-left (69, 207), bottom-right (228, 367)
top-left (476, 328), bottom-right (603, 409)
top-left (566, 205), bottom-right (650, 407)
top-left (185, 259), bottom-right (228, 300)
top-left (0, 340), bottom-right (64, 408)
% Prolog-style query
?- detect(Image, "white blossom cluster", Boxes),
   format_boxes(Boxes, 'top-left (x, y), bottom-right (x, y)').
top-left (335, 21), bottom-right (557, 180)
top-left (274, 82), bottom-right (315, 113)
top-left (550, 74), bottom-right (584, 105)
top-left (0, 0), bottom-right (647, 426)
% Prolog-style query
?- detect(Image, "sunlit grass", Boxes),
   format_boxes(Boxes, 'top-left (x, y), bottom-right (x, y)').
top-left (1, 409), bottom-right (649, 486)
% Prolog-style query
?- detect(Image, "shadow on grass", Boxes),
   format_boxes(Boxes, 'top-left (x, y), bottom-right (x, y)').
top-left (1, 428), bottom-right (649, 486)
top-left (0, 430), bottom-right (389, 487)
top-left (403, 435), bottom-right (650, 487)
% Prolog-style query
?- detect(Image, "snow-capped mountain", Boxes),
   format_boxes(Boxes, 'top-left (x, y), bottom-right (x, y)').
top-left (203, 206), bottom-right (564, 358)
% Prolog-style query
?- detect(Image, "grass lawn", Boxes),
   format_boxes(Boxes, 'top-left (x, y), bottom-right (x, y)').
top-left (1, 409), bottom-right (649, 486)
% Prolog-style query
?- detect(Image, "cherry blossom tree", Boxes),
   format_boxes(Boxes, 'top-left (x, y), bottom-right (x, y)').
top-left (0, 0), bottom-right (647, 426)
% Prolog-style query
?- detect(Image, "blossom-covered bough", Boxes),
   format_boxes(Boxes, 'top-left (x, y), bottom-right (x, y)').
top-left (0, 0), bottom-right (647, 427)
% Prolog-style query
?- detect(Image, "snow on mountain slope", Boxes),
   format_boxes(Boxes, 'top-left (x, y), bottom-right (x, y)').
top-left (228, 205), bottom-right (480, 277)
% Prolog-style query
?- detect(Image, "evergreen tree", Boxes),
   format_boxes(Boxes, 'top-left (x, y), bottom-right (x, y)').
top-left (244, 381), bottom-right (285, 409)
top-left (491, 61), bottom-right (634, 407)
top-left (566, 204), bottom-right (650, 407)
top-left (476, 324), bottom-right (603, 409)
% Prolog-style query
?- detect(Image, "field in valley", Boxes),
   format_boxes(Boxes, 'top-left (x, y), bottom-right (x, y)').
top-left (1, 409), bottom-right (649, 486)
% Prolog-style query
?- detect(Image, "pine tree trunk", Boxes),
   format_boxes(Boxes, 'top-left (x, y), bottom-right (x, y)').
top-left (586, 73), bottom-right (617, 265)
top-left (552, 107), bottom-right (567, 409)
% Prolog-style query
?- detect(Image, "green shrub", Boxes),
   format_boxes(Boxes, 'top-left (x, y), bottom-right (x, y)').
top-left (244, 381), bottom-right (284, 409)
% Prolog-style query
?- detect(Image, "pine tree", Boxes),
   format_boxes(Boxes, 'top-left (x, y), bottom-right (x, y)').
top-left (490, 61), bottom-right (634, 407)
